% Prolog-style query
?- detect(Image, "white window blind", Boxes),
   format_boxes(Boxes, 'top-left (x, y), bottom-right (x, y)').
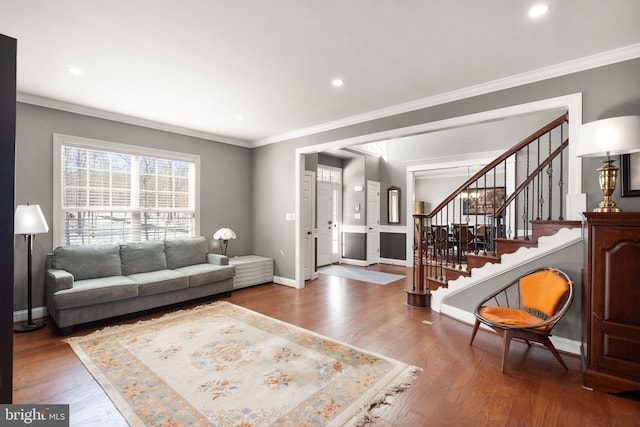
top-left (53, 134), bottom-right (200, 247)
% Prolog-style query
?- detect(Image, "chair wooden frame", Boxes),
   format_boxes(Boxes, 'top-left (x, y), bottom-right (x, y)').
top-left (469, 267), bottom-right (574, 373)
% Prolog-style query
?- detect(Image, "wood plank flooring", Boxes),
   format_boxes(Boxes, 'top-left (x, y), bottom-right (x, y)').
top-left (13, 264), bottom-right (640, 426)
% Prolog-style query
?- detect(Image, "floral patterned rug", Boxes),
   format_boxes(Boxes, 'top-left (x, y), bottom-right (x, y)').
top-left (65, 301), bottom-right (419, 426)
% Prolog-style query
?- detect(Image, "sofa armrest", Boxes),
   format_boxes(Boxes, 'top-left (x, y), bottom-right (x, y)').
top-left (46, 269), bottom-right (74, 293)
top-left (207, 253), bottom-right (229, 266)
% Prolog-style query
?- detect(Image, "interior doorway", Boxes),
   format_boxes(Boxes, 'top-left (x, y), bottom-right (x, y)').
top-left (302, 171), bottom-right (315, 280)
top-left (295, 93), bottom-right (584, 288)
top-left (366, 180), bottom-right (380, 265)
top-left (316, 181), bottom-right (341, 267)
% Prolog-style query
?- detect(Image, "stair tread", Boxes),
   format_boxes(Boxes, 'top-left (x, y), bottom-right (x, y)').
top-left (420, 221), bottom-right (579, 288)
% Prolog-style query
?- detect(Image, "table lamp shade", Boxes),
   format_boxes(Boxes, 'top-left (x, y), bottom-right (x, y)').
top-left (577, 116), bottom-right (640, 158)
top-left (15, 204), bottom-right (49, 235)
top-left (214, 227), bottom-right (236, 241)
top-left (577, 116), bottom-right (640, 213)
top-left (214, 227), bottom-right (236, 256)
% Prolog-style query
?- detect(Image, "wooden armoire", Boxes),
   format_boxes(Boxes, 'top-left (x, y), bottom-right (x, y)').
top-left (582, 212), bottom-right (640, 393)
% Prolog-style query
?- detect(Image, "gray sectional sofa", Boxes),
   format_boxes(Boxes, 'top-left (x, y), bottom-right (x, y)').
top-left (45, 237), bottom-right (235, 333)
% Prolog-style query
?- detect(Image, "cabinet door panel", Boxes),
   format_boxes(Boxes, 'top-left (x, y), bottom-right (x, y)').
top-left (590, 221), bottom-right (640, 380)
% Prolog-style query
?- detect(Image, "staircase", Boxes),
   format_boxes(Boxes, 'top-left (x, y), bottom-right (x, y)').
top-left (415, 113), bottom-right (573, 296)
top-left (426, 219), bottom-right (581, 289)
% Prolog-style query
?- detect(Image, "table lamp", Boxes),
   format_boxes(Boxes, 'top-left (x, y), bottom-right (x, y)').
top-left (213, 227), bottom-right (236, 256)
top-left (577, 116), bottom-right (640, 212)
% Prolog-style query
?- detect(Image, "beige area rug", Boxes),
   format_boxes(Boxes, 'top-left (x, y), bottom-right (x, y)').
top-left (66, 301), bottom-right (420, 426)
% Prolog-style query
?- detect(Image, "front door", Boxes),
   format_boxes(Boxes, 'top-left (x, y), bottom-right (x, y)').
top-left (317, 181), bottom-right (333, 267)
top-left (367, 180), bottom-right (380, 265)
top-left (317, 181), bottom-right (342, 266)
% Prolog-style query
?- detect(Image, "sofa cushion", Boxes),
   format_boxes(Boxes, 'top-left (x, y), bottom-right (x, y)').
top-left (53, 276), bottom-right (138, 310)
top-left (173, 264), bottom-right (235, 287)
top-left (120, 241), bottom-right (168, 276)
top-left (127, 270), bottom-right (189, 296)
top-left (53, 244), bottom-right (122, 280)
top-left (164, 237), bottom-right (209, 269)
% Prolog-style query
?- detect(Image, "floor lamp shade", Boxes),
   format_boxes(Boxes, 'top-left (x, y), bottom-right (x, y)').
top-left (15, 204), bottom-right (49, 235)
top-left (14, 204), bottom-right (49, 333)
top-left (578, 116), bottom-right (640, 212)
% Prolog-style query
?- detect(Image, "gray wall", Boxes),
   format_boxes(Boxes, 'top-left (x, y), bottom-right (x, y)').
top-left (317, 153), bottom-right (342, 169)
top-left (14, 103), bottom-right (253, 311)
top-left (382, 110), bottom-right (563, 226)
top-left (253, 58), bottom-right (640, 281)
top-left (252, 137), bottom-right (299, 277)
top-left (342, 156), bottom-right (366, 227)
top-left (415, 175), bottom-right (463, 215)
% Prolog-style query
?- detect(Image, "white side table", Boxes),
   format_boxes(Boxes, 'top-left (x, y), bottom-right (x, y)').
top-left (228, 255), bottom-right (274, 289)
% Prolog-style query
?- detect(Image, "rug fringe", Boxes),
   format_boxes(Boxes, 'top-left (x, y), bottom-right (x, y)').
top-left (352, 365), bottom-right (422, 427)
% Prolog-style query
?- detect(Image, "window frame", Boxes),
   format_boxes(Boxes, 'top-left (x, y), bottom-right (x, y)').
top-left (52, 133), bottom-right (201, 247)
top-left (317, 165), bottom-right (341, 184)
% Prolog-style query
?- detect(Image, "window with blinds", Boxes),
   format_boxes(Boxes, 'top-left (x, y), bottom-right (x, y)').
top-left (53, 134), bottom-right (200, 247)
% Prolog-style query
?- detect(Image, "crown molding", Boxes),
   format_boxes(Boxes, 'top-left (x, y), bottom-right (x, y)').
top-left (254, 43), bottom-right (640, 147)
top-left (16, 93), bottom-right (252, 148)
top-left (16, 44), bottom-right (640, 149)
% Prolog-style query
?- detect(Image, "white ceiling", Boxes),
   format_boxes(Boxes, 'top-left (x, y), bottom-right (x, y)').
top-left (2, 1), bottom-right (640, 146)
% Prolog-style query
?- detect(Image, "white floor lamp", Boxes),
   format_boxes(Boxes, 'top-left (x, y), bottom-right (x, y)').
top-left (14, 204), bottom-right (49, 333)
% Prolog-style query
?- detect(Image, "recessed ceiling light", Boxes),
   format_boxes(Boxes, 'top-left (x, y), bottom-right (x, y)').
top-left (528, 3), bottom-right (550, 18)
top-left (67, 66), bottom-right (84, 76)
top-left (332, 78), bottom-right (344, 87)
top-left (235, 114), bottom-right (244, 121)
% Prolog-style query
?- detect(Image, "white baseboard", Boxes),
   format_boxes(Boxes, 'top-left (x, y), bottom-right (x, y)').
top-left (273, 275), bottom-right (297, 288)
top-left (550, 336), bottom-right (581, 356)
top-left (441, 303), bottom-right (581, 355)
top-left (339, 258), bottom-right (369, 267)
top-left (13, 306), bottom-right (48, 323)
top-left (379, 257), bottom-right (410, 267)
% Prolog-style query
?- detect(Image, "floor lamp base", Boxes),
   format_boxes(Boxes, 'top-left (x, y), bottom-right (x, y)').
top-left (14, 320), bottom-right (46, 333)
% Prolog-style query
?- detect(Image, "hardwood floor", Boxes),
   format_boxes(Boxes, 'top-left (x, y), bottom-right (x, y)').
top-left (13, 264), bottom-right (640, 426)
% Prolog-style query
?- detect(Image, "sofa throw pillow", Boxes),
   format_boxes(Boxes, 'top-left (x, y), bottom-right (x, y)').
top-left (53, 244), bottom-right (122, 281)
top-left (165, 237), bottom-right (208, 269)
top-left (120, 241), bottom-right (168, 276)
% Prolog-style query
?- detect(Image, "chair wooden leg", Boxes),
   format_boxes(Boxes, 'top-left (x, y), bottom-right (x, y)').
top-left (541, 336), bottom-right (569, 370)
top-left (469, 320), bottom-right (481, 345)
top-left (501, 331), bottom-right (513, 373)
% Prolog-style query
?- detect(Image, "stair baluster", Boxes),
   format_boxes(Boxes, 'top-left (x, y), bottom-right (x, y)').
top-left (422, 113), bottom-right (569, 288)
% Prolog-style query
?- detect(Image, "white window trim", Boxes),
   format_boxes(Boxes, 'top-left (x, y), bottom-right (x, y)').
top-left (53, 133), bottom-right (201, 247)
